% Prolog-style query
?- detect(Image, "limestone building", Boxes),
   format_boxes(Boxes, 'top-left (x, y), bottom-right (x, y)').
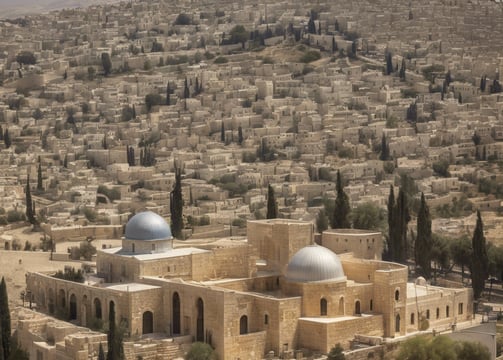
top-left (26, 211), bottom-right (473, 359)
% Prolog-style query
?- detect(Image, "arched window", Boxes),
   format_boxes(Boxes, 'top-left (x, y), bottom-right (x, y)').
top-left (395, 314), bottom-right (400, 333)
top-left (426, 309), bottom-right (430, 319)
top-left (339, 297), bottom-right (344, 315)
top-left (196, 298), bottom-right (204, 342)
top-left (239, 315), bottom-right (248, 335)
top-left (94, 298), bottom-right (102, 319)
top-left (410, 313), bottom-right (415, 325)
top-left (395, 289), bottom-right (400, 301)
top-left (69, 294), bottom-right (77, 320)
top-left (320, 298), bottom-right (327, 316)
top-left (172, 292), bottom-right (181, 335)
top-left (436, 307), bottom-right (440, 319)
top-left (446, 305), bottom-right (450, 317)
top-left (132, 243), bottom-right (135, 253)
top-left (355, 300), bottom-right (361, 315)
top-left (369, 299), bottom-right (373, 311)
top-left (142, 311), bottom-right (153, 334)
top-left (264, 314), bottom-right (269, 325)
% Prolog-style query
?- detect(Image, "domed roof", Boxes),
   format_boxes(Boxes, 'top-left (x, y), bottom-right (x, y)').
top-left (125, 211), bottom-right (173, 241)
top-left (286, 245), bottom-right (345, 283)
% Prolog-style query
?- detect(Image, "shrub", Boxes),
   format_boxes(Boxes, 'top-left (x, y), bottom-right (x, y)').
top-left (300, 50), bottom-right (321, 63)
top-left (185, 342), bottom-right (217, 360)
top-left (214, 56), bottom-right (228, 64)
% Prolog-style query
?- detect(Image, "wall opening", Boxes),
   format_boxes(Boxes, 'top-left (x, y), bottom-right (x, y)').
top-left (142, 311), bottom-right (154, 335)
top-left (239, 315), bottom-right (248, 335)
top-left (94, 298), bottom-right (102, 319)
top-left (69, 294), bottom-right (77, 320)
top-left (320, 298), bottom-right (327, 316)
top-left (355, 300), bottom-right (361, 315)
top-left (172, 292), bottom-right (181, 335)
top-left (196, 298), bottom-right (204, 342)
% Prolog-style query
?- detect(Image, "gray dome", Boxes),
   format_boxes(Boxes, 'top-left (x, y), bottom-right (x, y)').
top-left (125, 211), bottom-right (173, 241)
top-left (286, 245), bottom-right (345, 283)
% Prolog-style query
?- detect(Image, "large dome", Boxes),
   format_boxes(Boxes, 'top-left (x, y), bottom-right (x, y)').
top-left (125, 211), bottom-right (173, 241)
top-left (286, 245), bottom-right (345, 283)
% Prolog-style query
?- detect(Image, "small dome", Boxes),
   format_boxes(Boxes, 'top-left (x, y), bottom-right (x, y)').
top-left (125, 211), bottom-right (172, 241)
top-left (286, 245), bottom-right (345, 283)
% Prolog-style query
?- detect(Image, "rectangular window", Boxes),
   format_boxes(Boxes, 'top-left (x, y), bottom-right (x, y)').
top-left (458, 303), bottom-right (463, 315)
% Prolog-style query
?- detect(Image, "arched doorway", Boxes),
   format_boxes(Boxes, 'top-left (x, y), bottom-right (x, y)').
top-left (320, 298), bottom-right (327, 316)
top-left (48, 288), bottom-right (55, 314)
top-left (94, 298), bottom-right (102, 319)
top-left (395, 314), bottom-right (401, 333)
top-left (172, 292), bottom-right (181, 335)
top-left (82, 295), bottom-right (88, 326)
top-left (355, 300), bottom-right (361, 315)
top-left (59, 289), bottom-right (66, 309)
top-left (69, 294), bottom-right (77, 320)
top-left (196, 298), bottom-right (204, 342)
top-left (239, 315), bottom-right (248, 335)
top-left (142, 311), bottom-right (153, 335)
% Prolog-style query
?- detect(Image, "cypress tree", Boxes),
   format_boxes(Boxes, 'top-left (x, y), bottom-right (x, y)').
top-left (184, 77), bottom-right (189, 99)
top-left (387, 185), bottom-right (395, 260)
top-left (385, 52), bottom-right (393, 75)
top-left (415, 193), bottom-right (432, 278)
top-left (170, 167), bottom-right (183, 239)
top-left (399, 58), bottom-right (406, 80)
top-left (471, 210), bottom-right (489, 299)
top-left (63, 155), bottom-right (68, 168)
top-left (98, 343), bottom-right (105, 360)
top-left (332, 171), bottom-right (351, 228)
top-left (220, 122), bottom-right (225, 143)
top-left (394, 188), bottom-right (410, 263)
top-left (37, 162), bottom-right (43, 191)
top-left (307, 17), bottom-right (316, 34)
top-left (106, 301), bottom-right (123, 360)
top-left (0, 277), bottom-right (11, 360)
top-left (266, 184), bottom-right (278, 219)
top-left (25, 175), bottom-right (36, 224)
top-left (237, 125), bottom-right (243, 145)
top-left (380, 133), bottom-right (389, 161)
top-left (4, 129), bottom-right (10, 149)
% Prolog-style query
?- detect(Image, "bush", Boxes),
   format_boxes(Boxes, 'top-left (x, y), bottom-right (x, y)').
top-left (7, 210), bottom-right (26, 223)
top-left (300, 50), bottom-right (321, 63)
top-left (53, 267), bottom-right (84, 283)
top-left (214, 56), bottom-right (228, 64)
top-left (185, 342), bottom-right (217, 360)
top-left (175, 13), bottom-right (192, 25)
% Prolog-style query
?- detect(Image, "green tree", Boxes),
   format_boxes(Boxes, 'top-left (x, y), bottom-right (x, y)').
top-left (4, 129), bottom-right (11, 149)
top-left (37, 162), bottom-right (43, 191)
top-left (415, 193), bottom-right (432, 278)
top-left (145, 93), bottom-right (163, 112)
top-left (388, 187), bottom-right (410, 263)
top-left (170, 167), bottom-right (183, 238)
top-left (185, 342), bottom-right (217, 360)
top-left (25, 176), bottom-right (36, 225)
top-left (351, 202), bottom-right (386, 231)
top-left (379, 133), bottom-right (389, 161)
top-left (332, 171), bottom-right (350, 228)
top-left (266, 184), bottom-right (278, 219)
top-left (237, 125), bottom-right (243, 145)
top-left (327, 343), bottom-right (345, 360)
top-left (101, 53), bottom-right (112, 76)
top-left (450, 235), bottom-right (472, 283)
top-left (106, 301), bottom-right (124, 360)
top-left (455, 338), bottom-right (491, 360)
top-left (316, 208), bottom-right (328, 233)
top-left (229, 25), bottom-right (248, 46)
top-left (471, 210), bottom-right (489, 299)
top-left (16, 51), bottom-right (36, 65)
top-left (0, 277), bottom-right (11, 359)
top-left (98, 343), bottom-right (105, 360)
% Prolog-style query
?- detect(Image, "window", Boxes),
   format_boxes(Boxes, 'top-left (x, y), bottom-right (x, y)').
top-left (355, 300), bottom-right (361, 315)
top-left (410, 313), bottom-right (415, 325)
top-left (458, 303), bottom-right (463, 315)
top-left (436, 308), bottom-right (440, 319)
top-left (264, 314), bottom-right (269, 325)
top-left (132, 243), bottom-right (135, 253)
top-left (395, 289), bottom-right (400, 301)
top-left (446, 306), bottom-right (450, 317)
top-left (426, 309), bottom-right (430, 319)
top-left (369, 299), bottom-right (373, 311)
top-left (320, 298), bottom-right (327, 316)
top-left (151, 244), bottom-right (156, 251)
top-left (239, 315), bottom-right (248, 335)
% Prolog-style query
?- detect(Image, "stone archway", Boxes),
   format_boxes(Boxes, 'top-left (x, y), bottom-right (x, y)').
top-left (320, 298), bottom-right (327, 316)
top-left (355, 300), bottom-right (361, 315)
top-left (172, 292), bottom-right (181, 335)
top-left (69, 294), bottom-right (77, 321)
top-left (239, 315), bottom-right (248, 335)
top-left (58, 289), bottom-right (66, 309)
top-left (196, 298), bottom-right (204, 342)
top-left (94, 298), bottom-right (102, 319)
top-left (395, 314), bottom-right (401, 333)
top-left (143, 311), bottom-right (153, 335)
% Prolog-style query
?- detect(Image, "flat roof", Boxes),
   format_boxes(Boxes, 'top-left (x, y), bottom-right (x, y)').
top-left (100, 247), bottom-right (209, 260)
top-left (103, 283), bottom-right (160, 292)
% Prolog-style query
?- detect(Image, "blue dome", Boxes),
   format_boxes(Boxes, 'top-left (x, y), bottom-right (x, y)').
top-left (286, 245), bottom-right (345, 283)
top-left (125, 211), bottom-right (172, 241)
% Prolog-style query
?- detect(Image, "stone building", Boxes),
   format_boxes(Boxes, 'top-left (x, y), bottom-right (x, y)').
top-left (26, 211), bottom-right (473, 359)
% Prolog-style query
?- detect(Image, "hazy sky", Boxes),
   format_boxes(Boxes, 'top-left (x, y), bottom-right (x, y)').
top-left (0, 0), bottom-right (118, 19)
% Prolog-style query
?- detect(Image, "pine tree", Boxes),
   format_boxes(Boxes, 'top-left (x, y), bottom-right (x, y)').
top-left (98, 343), bottom-right (105, 360)
top-left (170, 167), bottom-right (183, 239)
top-left (37, 162), bottom-right (43, 191)
top-left (25, 175), bottom-right (36, 224)
top-left (237, 125), bottom-right (243, 145)
top-left (266, 184), bottom-right (278, 219)
top-left (332, 171), bottom-right (351, 228)
top-left (471, 211), bottom-right (489, 299)
top-left (415, 193), bottom-right (432, 278)
top-left (0, 277), bottom-right (11, 360)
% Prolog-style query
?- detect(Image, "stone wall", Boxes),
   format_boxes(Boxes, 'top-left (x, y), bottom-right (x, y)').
top-left (322, 229), bottom-right (383, 260)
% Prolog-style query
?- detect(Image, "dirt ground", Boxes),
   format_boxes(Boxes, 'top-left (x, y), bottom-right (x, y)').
top-left (0, 225), bottom-right (80, 311)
